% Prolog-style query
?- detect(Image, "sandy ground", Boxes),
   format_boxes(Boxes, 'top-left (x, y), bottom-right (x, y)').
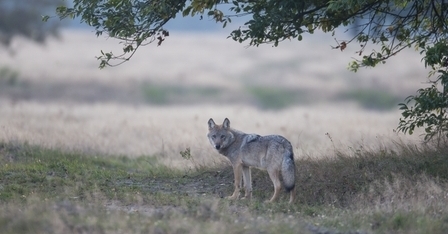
top-left (0, 29), bottom-right (427, 168)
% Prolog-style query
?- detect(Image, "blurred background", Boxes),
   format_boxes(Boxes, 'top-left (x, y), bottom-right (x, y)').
top-left (0, 0), bottom-right (426, 167)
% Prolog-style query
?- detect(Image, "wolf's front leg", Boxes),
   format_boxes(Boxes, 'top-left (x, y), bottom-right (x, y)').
top-left (241, 165), bottom-right (252, 200)
top-left (227, 163), bottom-right (242, 200)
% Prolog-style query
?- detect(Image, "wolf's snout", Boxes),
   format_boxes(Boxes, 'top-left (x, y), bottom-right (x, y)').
top-left (215, 145), bottom-right (221, 150)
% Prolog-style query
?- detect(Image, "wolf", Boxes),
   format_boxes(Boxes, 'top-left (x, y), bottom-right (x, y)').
top-left (207, 118), bottom-right (296, 203)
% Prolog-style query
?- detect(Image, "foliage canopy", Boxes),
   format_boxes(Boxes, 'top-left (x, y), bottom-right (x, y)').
top-left (54, 0), bottom-right (448, 141)
top-left (0, 0), bottom-right (62, 46)
top-left (54, 0), bottom-right (448, 69)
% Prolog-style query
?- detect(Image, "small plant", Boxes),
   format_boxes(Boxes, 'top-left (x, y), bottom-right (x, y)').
top-left (180, 147), bottom-right (191, 160)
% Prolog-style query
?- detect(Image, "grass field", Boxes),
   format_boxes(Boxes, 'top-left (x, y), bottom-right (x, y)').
top-left (2, 141), bottom-right (448, 233)
top-left (0, 29), bottom-right (443, 233)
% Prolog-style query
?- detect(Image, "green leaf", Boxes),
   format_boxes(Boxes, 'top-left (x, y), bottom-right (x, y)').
top-left (41, 15), bottom-right (50, 22)
top-left (182, 6), bottom-right (192, 17)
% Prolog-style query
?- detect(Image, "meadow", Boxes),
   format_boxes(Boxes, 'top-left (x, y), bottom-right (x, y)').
top-left (0, 29), bottom-right (446, 233)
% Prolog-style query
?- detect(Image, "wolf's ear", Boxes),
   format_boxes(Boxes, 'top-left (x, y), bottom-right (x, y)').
top-left (223, 118), bottom-right (230, 129)
top-left (208, 118), bottom-right (216, 129)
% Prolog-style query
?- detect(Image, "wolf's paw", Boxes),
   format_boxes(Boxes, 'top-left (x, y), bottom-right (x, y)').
top-left (226, 195), bottom-right (238, 200)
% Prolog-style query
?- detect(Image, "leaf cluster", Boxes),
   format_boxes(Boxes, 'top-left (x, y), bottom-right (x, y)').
top-left (51, 0), bottom-right (448, 71)
top-left (55, 0), bottom-right (186, 68)
top-left (397, 41), bottom-right (448, 142)
top-left (225, 0), bottom-right (448, 71)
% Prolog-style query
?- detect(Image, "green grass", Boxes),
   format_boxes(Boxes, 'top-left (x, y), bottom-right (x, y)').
top-left (336, 88), bottom-right (403, 110)
top-left (0, 142), bottom-right (176, 203)
top-left (141, 83), bottom-right (404, 111)
top-left (1, 141), bottom-right (448, 233)
top-left (141, 83), bottom-right (311, 109)
top-left (246, 86), bottom-right (310, 110)
top-left (142, 83), bottom-right (222, 105)
top-left (0, 66), bottom-right (19, 86)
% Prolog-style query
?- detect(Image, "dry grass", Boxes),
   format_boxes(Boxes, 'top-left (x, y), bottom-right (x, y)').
top-left (0, 102), bottom-right (422, 169)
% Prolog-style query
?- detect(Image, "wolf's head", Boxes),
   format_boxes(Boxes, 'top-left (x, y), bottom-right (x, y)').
top-left (207, 118), bottom-right (235, 150)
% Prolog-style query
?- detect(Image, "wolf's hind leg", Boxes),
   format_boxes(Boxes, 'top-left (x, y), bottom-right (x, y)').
top-left (266, 169), bottom-right (281, 203)
top-left (288, 186), bottom-right (296, 204)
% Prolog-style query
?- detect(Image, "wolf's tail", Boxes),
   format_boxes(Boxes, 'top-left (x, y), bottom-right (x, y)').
top-left (281, 149), bottom-right (296, 192)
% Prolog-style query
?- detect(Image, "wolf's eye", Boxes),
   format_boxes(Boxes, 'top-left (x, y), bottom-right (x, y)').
top-left (220, 135), bottom-right (225, 140)
top-left (211, 135), bottom-right (216, 139)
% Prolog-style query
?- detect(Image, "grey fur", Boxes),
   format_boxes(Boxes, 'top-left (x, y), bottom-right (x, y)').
top-left (207, 118), bottom-right (296, 203)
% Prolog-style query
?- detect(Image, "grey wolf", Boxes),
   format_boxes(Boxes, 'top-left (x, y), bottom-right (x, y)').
top-left (207, 118), bottom-right (296, 203)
